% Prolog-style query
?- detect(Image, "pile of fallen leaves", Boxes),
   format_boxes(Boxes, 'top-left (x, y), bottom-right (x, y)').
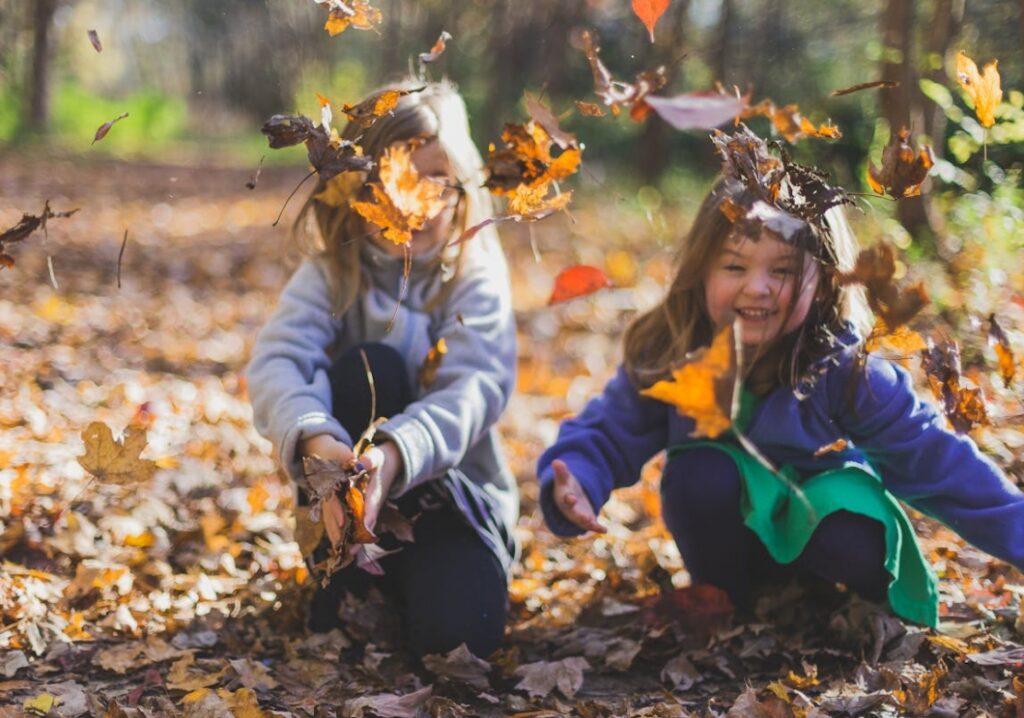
top-left (3, 145), bottom-right (1024, 717)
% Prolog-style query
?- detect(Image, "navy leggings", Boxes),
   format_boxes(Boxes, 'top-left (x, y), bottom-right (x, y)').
top-left (660, 446), bottom-right (890, 606)
top-left (306, 343), bottom-right (507, 659)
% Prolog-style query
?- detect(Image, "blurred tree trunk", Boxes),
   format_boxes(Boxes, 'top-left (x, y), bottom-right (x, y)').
top-left (27, 0), bottom-right (58, 129)
top-left (879, 0), bottom-right (937, 242)
top-left (711, 0), bottom-right (734, 85)
top-left (638, 0), bottom-right (690, 183)
top-left (922, 0), bottom-right (964, 153)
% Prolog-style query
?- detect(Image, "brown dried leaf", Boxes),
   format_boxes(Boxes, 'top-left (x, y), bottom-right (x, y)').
top-left (866, 127), bottom-right (934, 199)
top-left (839, 243), bottom-right (928, 330)
top-left (322, 0), bottom-right (382, 36)
top-left (342, 88), bottom-right (423, 129)
top-left (78, 422), bottom-right (157, 486)
top-left (988, 313), bottom-right (1015, 387)
top-left (580, 31), bottom-right (667, 120)
top-left (87, 29), bottom-right (102, 52)
top-left (514, 656), bottom-right (590, 699)
top-left (921, 340), bottom-right (990, 434)
top-left (92, 112), bottom-right (129, 144)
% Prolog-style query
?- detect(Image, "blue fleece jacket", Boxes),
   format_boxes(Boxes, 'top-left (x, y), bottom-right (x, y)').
top-left (537, 330), bottom-right (1024, 572)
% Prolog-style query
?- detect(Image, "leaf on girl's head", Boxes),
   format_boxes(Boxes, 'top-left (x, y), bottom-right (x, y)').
top-left (78, 421), bottom-right (157, 485)
top-left (866, 127), bottom-right (934, 199)
top-left (956, 51), bottom-right (1002, 128)
top-left (418, 30), bottom-right (452, 64)
top-left (418, 337), bottom-right (448, 388)
top-left (921, 340), bottom-right (989, 434)
top-left (640, 322), bottom-right (737, 438)
top-left (840, 242), bottom-right (929, 330)
top-left (830, 80), bottom-right (898, 97)
top-left (341, 87), bottom-right (423, 129)
top-left (988, 313), bottom-right (1016, 387)
top-left (350, 142), bottom-right (447, 245)
top-left (575, 100), bottom-right (606, 117)
top-left (260, 114), bottom-right (373, 181)
top-left (524, 92), bottom-right (577, 149)
top-left (740, 100), bottom-right (841, 143)
top-left (632, 0), bottom-right (671, 42)
top-left (548, 265), bottom-right (612, 305)
top-left (87, 29), bottom-right (102, 52)
top-left (580, 30), bottom-right (667, 120)
top-left (92, 112), bottom-right (129, 144)
top-left (485, 121), bottom-right (581, 195)
top-left (644, 90), bottom-right (749, 131)
top-left (318, 0), bottom-right (382, 36)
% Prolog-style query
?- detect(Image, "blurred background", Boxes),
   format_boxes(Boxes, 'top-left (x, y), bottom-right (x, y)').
top-left (0, 0), bottom-right (1021, 243)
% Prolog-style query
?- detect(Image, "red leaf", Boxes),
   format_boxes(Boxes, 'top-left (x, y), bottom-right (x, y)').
top-left (644, 91), bottom-right (748, 131)
top-left (632, 0), bottom-right (671, 42)
top-left (548, 265), bottom-right (612, 305)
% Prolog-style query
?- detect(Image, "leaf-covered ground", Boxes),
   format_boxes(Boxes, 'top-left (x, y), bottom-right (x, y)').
top-left (3, 154), bottom-right (1024, 717)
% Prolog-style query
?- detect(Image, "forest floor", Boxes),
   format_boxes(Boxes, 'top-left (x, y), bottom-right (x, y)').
top-left (3, 154), bottom-right (1024, 717)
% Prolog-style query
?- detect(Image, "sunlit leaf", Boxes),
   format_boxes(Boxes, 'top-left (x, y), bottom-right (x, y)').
top-left (956, 51), bottom-right (1002, 128)
top-left (632, 0), bottom-right (671, 42)
top-left (77, 421), bottom-right (157, 486)
top-left (548, 265), bottom-right (612, 305)
top-left (866, 127), bottom-right (934, 199)
top-left (92, 112), bottom-right (129, 145)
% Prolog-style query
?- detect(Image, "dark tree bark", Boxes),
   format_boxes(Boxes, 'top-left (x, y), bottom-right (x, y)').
top-left (638, 0), bottom-right (690, 183)
top-left (879, 0), bottom-right (937, 242)
top-left (27, 0), bottom-right (58, 129)
top-left (710, 0), bottom-right (734, 85)
top-left (922, 0), bottom-right (964, 151)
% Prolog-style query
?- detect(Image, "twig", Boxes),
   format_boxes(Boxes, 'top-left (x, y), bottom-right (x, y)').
top-left (272, 169), bottom-right (317, 227)
top-left (117, 229), bottom-right (128, 289)
top-left (46, 255), bottom-right (58, 290)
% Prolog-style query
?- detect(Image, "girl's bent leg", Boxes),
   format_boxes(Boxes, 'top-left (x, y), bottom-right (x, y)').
top-left (394, 504), bottom-right (507, 659)
top-left (794, 510), bottom-right (889, 602)
top-left (328, 342), bottom-right (413, 438)
top-left (661, 447), bottom-right (784, 605)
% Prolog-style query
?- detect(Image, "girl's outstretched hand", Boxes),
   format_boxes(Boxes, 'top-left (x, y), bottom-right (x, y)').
top-left (300, 433), bottom-right (355, 548)
top-left (552, 459), bottom-right (607, 534)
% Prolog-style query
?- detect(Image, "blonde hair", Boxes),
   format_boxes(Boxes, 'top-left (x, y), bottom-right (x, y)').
top-left (293, 79), bottom-right (495, 315)
top-left (623, 176), bottom-right (871, 388)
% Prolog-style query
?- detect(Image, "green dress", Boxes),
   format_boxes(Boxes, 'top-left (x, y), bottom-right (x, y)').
top-left (667, 389), bottom-right (939, 627)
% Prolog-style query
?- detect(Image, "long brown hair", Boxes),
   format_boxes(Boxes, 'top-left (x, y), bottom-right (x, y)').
top-left (292, 79), bottom-right (495, 315)
top-left (623, 176), bottom-right (870, 390)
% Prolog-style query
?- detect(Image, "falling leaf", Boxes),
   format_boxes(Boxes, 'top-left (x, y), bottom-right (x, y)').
top-left (320, 0), bottom-right (382, 36)
top-left (921, 340), bottom-right (989, 434)
top-left (988, 313), bottom-right (1015, 387)
top-left (0, 200), bottom-right (79, 269)
top-left (524, 92), bottom-right (577, 149)
top-left (548, 265), bottom-right (612, 305)
top-left (644, 91), bottom-right (749, 131)
top-left (507, 181), bottom-right (573, 219)
top-left (640, 323), bottom-right (737, 438)
top-left (261, 114), bottom-right (373, 181)
top-left (865, 322), bottom-right (927, 354)
top-left (350, 142), bottom-right (448, 245)
top-left (813, 438), bottom-right (849, 457)
top-left (342, 88), bottom-right (423, 129)
top-left (580, 31), bottom-right (667, 120)
top-left (514, 656), bottom-right (590, 699)
top-left (87, 29), bottom-right (102, 52)
top-left (740, 99), bottom-right (842, 143)
top-left (956, 51), bottom-right (1002, 128)
top-left (418, 30), bottom-right (452, 64)
top-left (77, 421), bottom-right (157, 485)
top-left (92, 112), bottom-right (129, 145)
top-left (632, 0), bottom-right (671, 42)
top-left (575, 100), bottom-right (606, 117)
top-left (245, 156), bottom-right (264, 190)
top-left (830, 80), bottom-right (898, 97)
top-left (485, 120), bottom-right (581, 195)
top-left (418, 337), bottom-right (448, 387)
top-left (839, 243), bottom-right (929, 330)
top-left (866, 127), bottom-right (934, 199)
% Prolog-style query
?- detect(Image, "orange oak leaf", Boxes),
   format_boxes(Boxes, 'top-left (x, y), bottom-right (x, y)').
top-left (321, 0), bottom-right (382, 36)
top-left (632, 0), bottom-right (671, 42)
top-left (485, 121), bottom-right (581, 195)
top-left (640, 323), bottom-right (737, 438)
top-left (866, 127), bottom-right (934, 199)
top-left (956, 51), bottom-right (1002, 128)
top-left (548, 265), bottom-right (612, 305)
top-left (350, 142), bottom-right (447, 245)
top-left (739, 100), bottom-right (841, 143)
top-left (78, 421), bottom-right (157, 485)
top-left (988, 313), bottom-right (1015, 387)
top-left (341, 87), bottom-right (423, 129)
top-left (580, 31), bottom-right (667, 120)
top-left (507, 181), bottom-right (573, 218)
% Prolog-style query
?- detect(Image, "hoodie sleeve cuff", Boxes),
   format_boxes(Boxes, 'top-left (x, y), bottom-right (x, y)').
top-left (280, 413), bottom-right (353, 488)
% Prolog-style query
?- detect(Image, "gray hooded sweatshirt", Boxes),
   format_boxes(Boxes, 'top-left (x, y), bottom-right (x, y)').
top-left (247, 233), bottom-right (518, 570)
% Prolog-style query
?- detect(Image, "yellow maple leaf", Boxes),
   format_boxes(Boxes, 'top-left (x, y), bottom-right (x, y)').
top-left (956, 51), bottom-right (1002, 128)
top-left (640, 324), bottom-right (736, 438)
top-left (314, 171), bottom-right (365, 209)
top-left (324, 0), bottom-right (382, 36)
top-left (350, 143), bottom-right (446, 245)
top-left (507, 181), bottom-right (573, 218)
top-left (77, 421), bottom-right (157, 485)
